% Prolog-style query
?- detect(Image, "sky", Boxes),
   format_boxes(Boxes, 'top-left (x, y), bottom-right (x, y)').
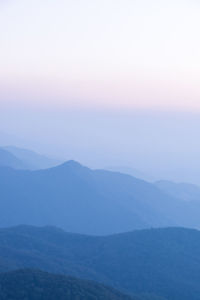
top-left (0, 0), bottom-right (200, 110)
top-left (1, 1), bottom-right (200, 183)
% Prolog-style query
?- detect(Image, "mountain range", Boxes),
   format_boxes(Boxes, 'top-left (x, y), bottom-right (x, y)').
top-left (1, 157), bottom-right (200, 234)
top-left (0, 159), bottom-right (183, 234)
top-left (1, 145), bottom-right (200, 299)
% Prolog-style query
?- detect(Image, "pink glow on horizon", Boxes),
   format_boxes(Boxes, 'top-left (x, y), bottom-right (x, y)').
top-left (0, 73), bottom-right (200, 112)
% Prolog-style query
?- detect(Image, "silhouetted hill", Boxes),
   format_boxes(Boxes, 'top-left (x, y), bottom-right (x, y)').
top-left (0, 225), bottom-right (199, 300)
top-left (3, 146), bottom-right (61, 170)
top-left (0, 269), bottom-right (135, 300)
top-left (0, 148), bottom-right (27, 169)
top-left (0, 160), bottom-right (183, 234)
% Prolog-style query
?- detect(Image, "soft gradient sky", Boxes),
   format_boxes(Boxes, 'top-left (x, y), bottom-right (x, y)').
top-left (1, 1), bottom-right (200, 183)
top-left (0, 0), bottom-right (200, 110)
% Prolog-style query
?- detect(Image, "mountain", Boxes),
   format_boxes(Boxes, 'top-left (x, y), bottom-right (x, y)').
top-left (0, 225), bottom-right (199, 300)
top-left (155, 180), bottom-right (200, 202)
top-left (0, 160), bottom-right (186, 234)
top-left (0, 269), bottom-right (134, 300)
top-left (2, 146), bottom-right (61, 170)
top-left (0, 148), bottom-right (27, 169)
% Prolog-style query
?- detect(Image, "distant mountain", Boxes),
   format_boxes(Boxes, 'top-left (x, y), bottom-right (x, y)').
top-left (155, 180), bottom-right (200, 202)
top-left (0, 225), bottom-right (199, 300)
top-left (105, 166), bottom-right (154, 182)
top-left (0, 269), bottom-right (134, 300)
top-left (0, 160), bottom-right (185, 234)
top-left (3, 146), bottom-right (61, 170)
top-left (0, 148), bottom-right (27, 169)
top-left (0, 131), bottom-right (25, 147)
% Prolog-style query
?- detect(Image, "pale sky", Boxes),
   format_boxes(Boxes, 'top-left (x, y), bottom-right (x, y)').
top-left (0, 0), bottom-right (200, 110)
top-left (2, 0), bottom-right (200, 184)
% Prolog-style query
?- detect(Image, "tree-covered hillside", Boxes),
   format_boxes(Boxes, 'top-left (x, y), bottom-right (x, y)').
top-left (0, 226), bottom-right (199, 300)
top-left (0, 269), bottom-right (134, 300)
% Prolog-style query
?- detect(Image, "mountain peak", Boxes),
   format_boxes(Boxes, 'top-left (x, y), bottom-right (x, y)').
top-left (62, 160), bottom-right (83, 168)
top-left (57, 160), bottom-right (89, 172)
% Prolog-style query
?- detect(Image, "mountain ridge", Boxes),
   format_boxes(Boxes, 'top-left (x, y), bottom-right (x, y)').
top-left (0, 146), bottom-right (61, 170)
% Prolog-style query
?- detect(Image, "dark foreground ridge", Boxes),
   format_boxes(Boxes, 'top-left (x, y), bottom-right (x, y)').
top-left (0, 225), bottom-right (199, 300)
top-left (0, 269), bottom-right (134, 300)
